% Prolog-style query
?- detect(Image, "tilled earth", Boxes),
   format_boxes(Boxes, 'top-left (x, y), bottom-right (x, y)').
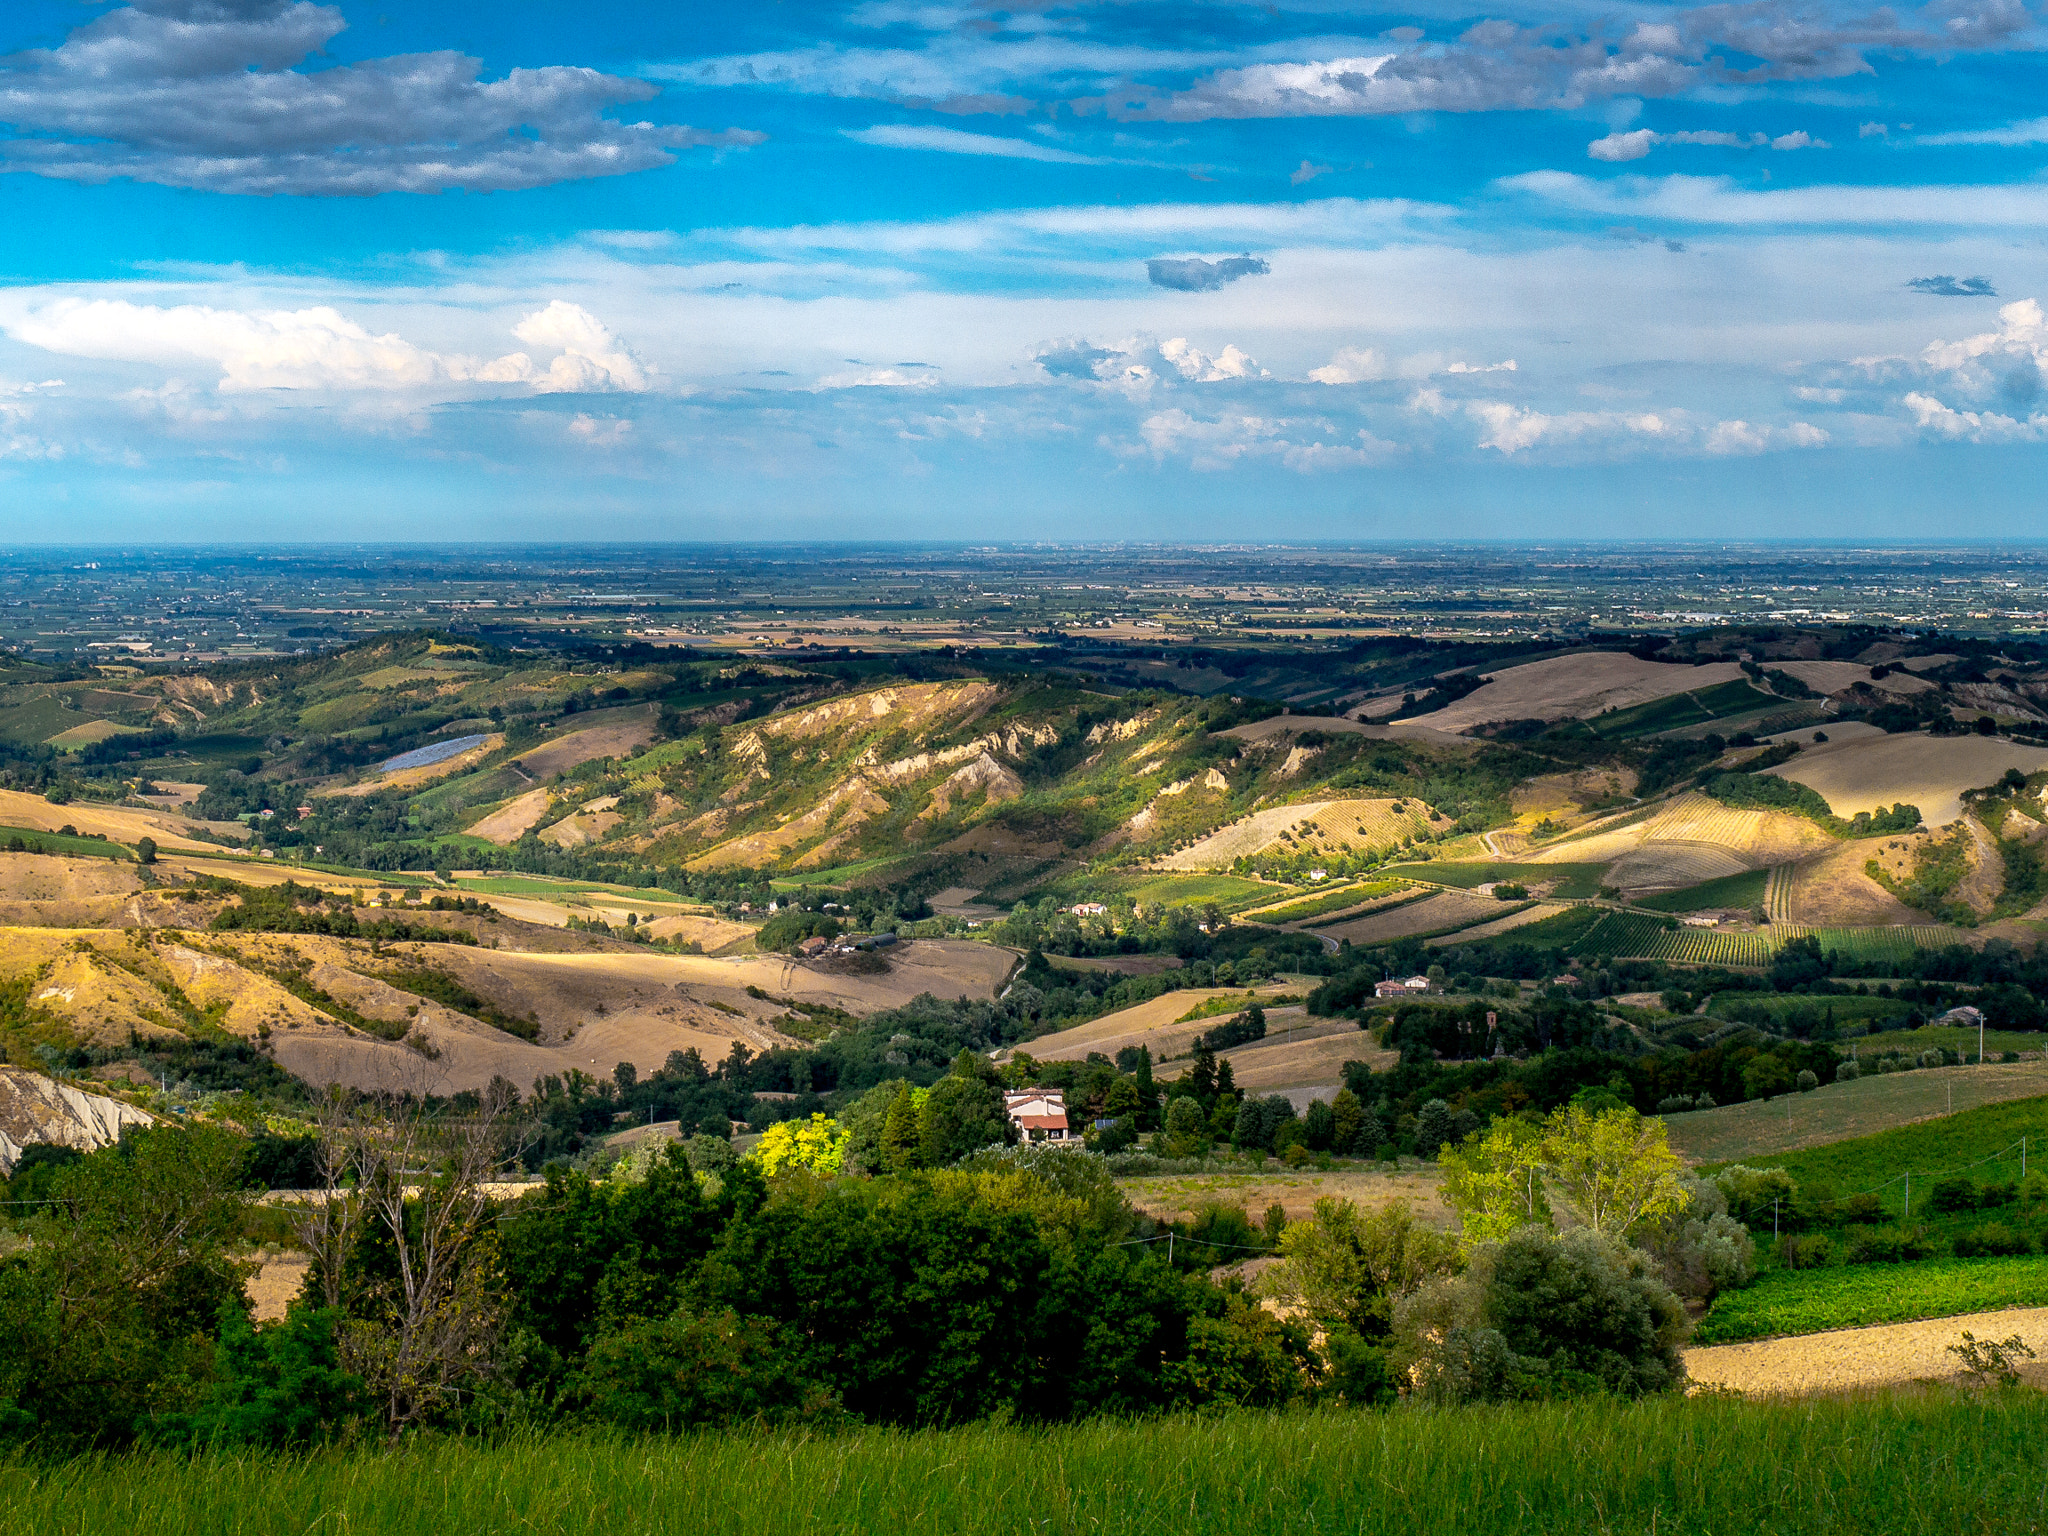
top-left (1684, 1306), bottom-right (2048, 1394)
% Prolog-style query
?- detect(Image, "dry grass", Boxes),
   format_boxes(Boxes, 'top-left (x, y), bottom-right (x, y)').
top-left (1685, 1307), bottom-right (2048, 1395)
top-left (1157, 797), bottom-right (1440, 871)
top-left (1663, 1060), bottom-right (2048, 1166)
top-left (1784, 841), bottom-right (1927, 925)
top-left (328, 734), bottom-right (505, 797)
top-left (245, 1253), bottom-right (311, 1322)
top-left (1118, 1165), bottom-right (1451, 1227)
top-left (1220, 1022), bottom-right (1395, 1091)
top-left (1010, 986), bottom-right (1302, 1064)
top-left (1412, 653), bottom-right (1746, 732)
top-left (1770, 660), bottom-right (1936, 697)
top-left (1317, 889), bottom-right (1500, 945)
top-left (1531, 792), bottom-right (1830, 873)
top-left (1764, 733), bottom-right (2048, 826)
top-left (0, 787), bottom-right (240, 853)
top-left (1425, 902), bottom-right (1559, 945)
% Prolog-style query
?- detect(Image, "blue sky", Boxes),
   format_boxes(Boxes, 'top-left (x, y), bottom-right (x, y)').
top-left (0, 0), bottom-right (2045, 542)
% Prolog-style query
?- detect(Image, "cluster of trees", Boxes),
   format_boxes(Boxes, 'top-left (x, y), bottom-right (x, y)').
top-left (205, 881), bottom-right (481, 946)
top-left (0, 1089), bottom-right (1739, 1451)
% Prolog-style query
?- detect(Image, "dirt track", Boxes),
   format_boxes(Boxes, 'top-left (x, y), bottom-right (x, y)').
top-left (1686, 1307), bottom-right (2048, 1394)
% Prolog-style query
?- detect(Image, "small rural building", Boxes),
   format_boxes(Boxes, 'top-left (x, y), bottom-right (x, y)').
top-left (796, 935), bottom-right (829, 957)
top-left (1068, 902), bottom-right (1108, 917)
top-left (1003, 1089), bottom-right (1073, 1143)
top-left (1375, 979), bottom-right (1412, 998)
top-left (1681, 914), bottom-right (1720, 928)
top-left (1936, 1005), bottom-right (1985, 1028)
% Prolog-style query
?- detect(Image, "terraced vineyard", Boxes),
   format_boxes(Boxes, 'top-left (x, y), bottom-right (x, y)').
top-left (1639, 794), bottom-right (1773, 848)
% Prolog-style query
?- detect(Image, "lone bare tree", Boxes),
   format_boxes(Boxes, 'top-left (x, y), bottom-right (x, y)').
top-left (293, 1067), bottom-right (520, 1440)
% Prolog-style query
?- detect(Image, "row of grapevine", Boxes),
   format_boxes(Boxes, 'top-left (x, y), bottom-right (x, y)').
top-left (1576, 910), bottom-right (1678, 957)
top-left (1638, 929), bottom-right (1778, 966)
top-left (1614, 921), bottom-right (1959, 967)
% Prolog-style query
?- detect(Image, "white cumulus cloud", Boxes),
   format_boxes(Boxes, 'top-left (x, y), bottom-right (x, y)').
top-left (2, 297), bottom-right (648, 394)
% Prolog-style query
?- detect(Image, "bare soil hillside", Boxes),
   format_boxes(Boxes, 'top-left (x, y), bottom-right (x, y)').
top-left (0, 1066), bottom-right (155, 1172)
top-left (467, 788), bottom-right (551, 844)
top-left (512, 706), bottom-right (660, 779)
top-left (1784, 843), bottom-right (1926, 925)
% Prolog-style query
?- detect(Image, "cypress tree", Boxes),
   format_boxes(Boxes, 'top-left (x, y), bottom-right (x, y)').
top-left (881, 1083), bottom-right (922, 1172)
top-left (1134, 1046), bottom-right (1157, 1129)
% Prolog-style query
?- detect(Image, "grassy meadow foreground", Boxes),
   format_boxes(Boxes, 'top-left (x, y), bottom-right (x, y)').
top-left (6, 1397), bottom-right (2044, 1536)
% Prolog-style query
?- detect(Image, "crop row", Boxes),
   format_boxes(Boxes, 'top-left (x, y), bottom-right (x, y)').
top-left (1609, 922), bottom-right (1957, 967)
top-left (1694, 1254), bottom-right (2048, 1343)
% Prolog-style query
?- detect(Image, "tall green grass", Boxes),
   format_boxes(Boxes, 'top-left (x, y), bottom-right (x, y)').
top-left (6, 1396), bottom-right (2045, 1536)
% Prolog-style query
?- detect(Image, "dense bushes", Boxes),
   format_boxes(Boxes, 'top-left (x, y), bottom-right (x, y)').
top-left (1394, 1228), bottom-right (1688, 1404)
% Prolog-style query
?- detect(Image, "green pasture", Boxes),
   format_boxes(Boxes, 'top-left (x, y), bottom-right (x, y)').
top-left (1588, 678), bottom-right (1774, 740)
top-left (1633, 868), bottom-right (1769, 913)
top-left (456, 875), bottom-right (697, 905)
top-left (1245, 880), bottom-right (1406, 923)
top-left (4, 1398), bottom-right (2043, 1536)
top-left (1861, 1023), bottom-right (2046, 1058)
top-left (1704, 993), bottom-right (1916, 1025)
top-left (0, 825), bottom-right (131, 861)
top-left (1701, 1092), bottom-right (2048, 1197)
top-left (1031, 870), bottom-right (1292, 913)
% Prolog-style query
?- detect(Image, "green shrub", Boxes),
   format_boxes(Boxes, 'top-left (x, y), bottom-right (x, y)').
top-left (572, 1308), bottom-right (838, 1430)
top-left (1845, 1225), bottom-right (1938, 1264)
top-left (1778, 1234), bottom-right (1833, 1270)
top-left (1836, 1192), bottom-right (1885, 1225)
top-left (1953, 1225), bottom-right (2033, 1259)
top-left (1394, 1228), bottom-right (1688, 1404)
top-left (1928, 1176), bottom-right (1979, 1214)
top-left (149, 1304), bottom-right (367, 1450)
top-left (757, 911), bottom-right (841, 953)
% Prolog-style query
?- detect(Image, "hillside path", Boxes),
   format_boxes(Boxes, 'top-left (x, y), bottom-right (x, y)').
top-left (1685, 1306), bottom-right (2048, 1395)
